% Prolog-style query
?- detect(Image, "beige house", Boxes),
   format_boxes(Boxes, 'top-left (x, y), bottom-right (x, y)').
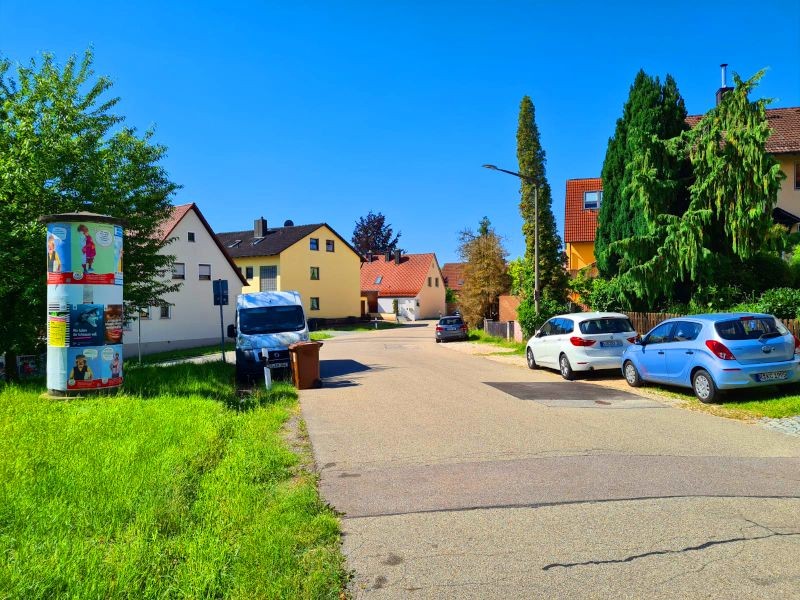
top-left (217, 218), bottom-right (361, 319)
top-left (360, 252), bottom-right (446, 321)
top-left (124, 203), bottom-right (247, 355)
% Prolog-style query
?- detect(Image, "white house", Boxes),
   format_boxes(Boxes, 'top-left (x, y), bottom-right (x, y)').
top-left (123, 203), bottom-right (247, 356)
top-left (360, 252), bottom-right (446, 321)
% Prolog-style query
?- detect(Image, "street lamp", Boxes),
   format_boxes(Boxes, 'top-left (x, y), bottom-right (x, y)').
top-left (482, 164), bottom-right (539, 315)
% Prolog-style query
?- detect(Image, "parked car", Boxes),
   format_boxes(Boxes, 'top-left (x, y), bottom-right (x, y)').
top-left (525, 312), bottom-right (638, 380)
top-left (621, 313), bottom-right (800, 403)
top-left (436, 315), bottom-right (468, 342)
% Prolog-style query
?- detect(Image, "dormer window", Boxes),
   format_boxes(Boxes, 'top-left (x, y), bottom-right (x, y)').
top-left (584, 191), bottom-right (602, 210)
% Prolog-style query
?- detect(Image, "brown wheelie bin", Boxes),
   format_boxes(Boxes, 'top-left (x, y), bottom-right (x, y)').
top-left (288, 341), bottom-right (323, 389)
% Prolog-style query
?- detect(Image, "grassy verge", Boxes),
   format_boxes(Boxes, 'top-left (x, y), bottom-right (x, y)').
top-left (467, 329), bottom-right (527, 355)
top-left (126, 342), bottom-right (235, 367)
top-left (650, 383), bottom-right (800, 419)
top-left (310, 332), bottom-right (334, 341)
top-left (314, 321), bottom-right (401, 333)
top-left (0, 363), bottom-right (346, 599)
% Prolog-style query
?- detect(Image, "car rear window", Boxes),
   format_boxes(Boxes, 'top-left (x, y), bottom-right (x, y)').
top-left (578, 317), bottom-right (634, 335)
top-left (714, 317), bottom-right (788, 340)
top-left (440, 317), bottom-right (463, 326)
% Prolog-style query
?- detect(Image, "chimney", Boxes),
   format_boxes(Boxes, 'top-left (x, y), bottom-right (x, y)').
top-left (254, 217), bottom-right (267, 238)
top-left (715, 63), bottom-right (734, 106)
top-left (385, 251), bottom-right (392, 262)
top-left (394, 250), bottom-right (402, 265)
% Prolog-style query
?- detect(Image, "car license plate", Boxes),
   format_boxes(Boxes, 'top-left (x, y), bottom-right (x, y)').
top-left (600, 340), bottom-right (622, 347)
top-left (269, 362), bottom-right (289, 369)
top-left (757, 371), bottom-right (788, 382)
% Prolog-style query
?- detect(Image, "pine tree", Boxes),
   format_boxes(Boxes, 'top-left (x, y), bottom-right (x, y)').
top-left (614, 70), bottom-right (784, 303)
top-left (595, 71), bottom-right (689, 277)
top-left (516, 96), bottom-right (568, 305)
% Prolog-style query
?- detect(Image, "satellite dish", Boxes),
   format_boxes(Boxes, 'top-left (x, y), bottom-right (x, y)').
top-left (284, 219), bottom-right (294, 227)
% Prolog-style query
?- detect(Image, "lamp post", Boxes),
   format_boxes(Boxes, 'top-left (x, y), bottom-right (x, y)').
top-left (482, 164), bottom-right (539, 315)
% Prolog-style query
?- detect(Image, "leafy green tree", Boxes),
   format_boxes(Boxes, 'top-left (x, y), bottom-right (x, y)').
top-left (595, 70), bottom-right (690, 278)
top-left (457, 217), bottom-right (510, 329)
top-left (516, 96), bottom-right (568, 303)
top-left (0, 51), bottom-right (180, 376)
top-left (351, 211), bottom-right (401, 256)
top-left (613, 71), bottom-right (785, 304)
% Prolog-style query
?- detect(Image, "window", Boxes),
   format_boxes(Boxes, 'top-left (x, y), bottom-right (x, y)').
top-left (245, 266), bottom-right (253, 280)
top-left (187, 232), bottom-right (195, 242)
top-left (672, 321), bottom-right (702, 342)
top-left (326, 240), bottom-right (335, 252)
top-left (199, 264), bottom-right (211, 280)
top-left (375, 275), bottom-right (382, 284)
top-left (172, 262), bottom-right (185, 280)
top-left (584, 190), bottom-right (602, 210)
top-left (139, 307), bottom-right (150, 320)
top-left (310, 238), bottom-right (319, 251)
top-left (160, 305), bottom-right (171, 319)
top-left (435, 277), bottom-right (439, 287)
top-left (579, 317), bottom-right (634, 334)
top-left (795, 162), bottom-right (800, 190)
top-left (555, 318), bottom-right (574, 334)
top-left (428, 277), bottom-right (432, 287)
top-left (310, 266), bottom-right (320, 280)
top-left (310, 297), bottom-right (320, 311)
top-left (260, 265), bottom-right (277, 291)
top-left (646, 322), bottom-right (675, 345)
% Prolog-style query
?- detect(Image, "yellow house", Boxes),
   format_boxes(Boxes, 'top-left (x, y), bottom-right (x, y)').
top-left (216, 218), bottom-right (361, 319)
top-left (563, 177), bottom-right (602, 274)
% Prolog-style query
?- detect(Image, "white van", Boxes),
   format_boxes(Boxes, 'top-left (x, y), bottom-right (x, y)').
top-left (227, 291), bottom-right (309, 382)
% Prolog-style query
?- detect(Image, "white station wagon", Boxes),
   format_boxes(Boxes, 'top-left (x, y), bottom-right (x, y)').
top-left (526, 312), bottom-right (638, 380)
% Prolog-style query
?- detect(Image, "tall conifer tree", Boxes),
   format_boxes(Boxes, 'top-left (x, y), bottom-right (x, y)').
top-left (595, 70), bottom-right (689, 277)
top-left (516, 96), bottom-right (567, 304)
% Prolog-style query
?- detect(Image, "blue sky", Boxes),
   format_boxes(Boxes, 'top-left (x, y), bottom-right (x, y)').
top-left (2, 1), bottom-right (799, 264)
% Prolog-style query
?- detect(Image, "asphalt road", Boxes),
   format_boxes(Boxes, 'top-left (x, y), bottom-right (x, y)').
top-left (299, 323), bottom-right (800, 599)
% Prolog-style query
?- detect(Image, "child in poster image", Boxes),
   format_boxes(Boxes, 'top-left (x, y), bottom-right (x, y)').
top-left (69, 354), bottom-right (94, 383)
top-left (77, 224), bottom-right (96, 273)
top-left (111, 352), bottom-right (121, 378)
top-left (47, 234), bottom-right (62, 272)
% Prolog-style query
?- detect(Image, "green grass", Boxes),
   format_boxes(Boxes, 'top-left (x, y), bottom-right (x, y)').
top-left (467, 329), bottom-right (527, 355)
top-left (126, 342), bottom-right (234, 367)
top-left (310, 332), bottom-right (334, 341)
top-left (651, 382), bottom-right (800, 419)
top-left (314, 321), bottom-right (400, 333)
top-left (0, 363), bottom-right (346, 599)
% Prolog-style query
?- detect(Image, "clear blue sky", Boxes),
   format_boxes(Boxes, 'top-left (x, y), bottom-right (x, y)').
top-left (2, 1), bottom-right (799, 264)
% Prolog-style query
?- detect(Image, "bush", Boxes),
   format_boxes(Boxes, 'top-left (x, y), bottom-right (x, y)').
top-left (588, 277), bottom-right (628, 312)
top-left (756, 288), bottom-right (800, 319)
top-left (517, 293), bottom-right (564, 339)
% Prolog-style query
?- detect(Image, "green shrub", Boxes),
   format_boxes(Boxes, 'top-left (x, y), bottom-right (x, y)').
top-left (587, 277), bottom-right (628, 312)
top-left (756, 287), bottom-right (800, 319)
top-left (516, 294), bottom-right (563, 339)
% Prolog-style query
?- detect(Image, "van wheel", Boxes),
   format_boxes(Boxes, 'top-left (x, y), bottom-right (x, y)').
top-left (235, 364), bottom-right (249, 386)
top-left (559, 354), bottom-right (575, 381)
top-left (526, 347), bottom-right (538, 370)
top-left (623, 361), bottom-right (642, 387)
top-left (692, 369), bottom-right (719, 404)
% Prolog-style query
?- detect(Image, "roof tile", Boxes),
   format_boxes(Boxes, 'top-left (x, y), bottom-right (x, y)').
top-left (564, 178), bottom-right (603, 243)
top-left (360, 253), bottom-right (436, 297)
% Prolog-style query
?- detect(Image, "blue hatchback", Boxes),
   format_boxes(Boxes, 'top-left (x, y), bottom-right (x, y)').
top-left (621, 313), bottom-right (800, 403)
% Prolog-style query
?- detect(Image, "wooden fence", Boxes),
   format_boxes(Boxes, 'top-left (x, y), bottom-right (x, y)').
top-left (483, 319), bottom-right (517, 340)
top-left (624, 312), bottom-right (800, 336)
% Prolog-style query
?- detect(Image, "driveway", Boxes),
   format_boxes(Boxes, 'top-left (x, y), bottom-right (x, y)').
top-left (299, 323), bottom-right (800, 598)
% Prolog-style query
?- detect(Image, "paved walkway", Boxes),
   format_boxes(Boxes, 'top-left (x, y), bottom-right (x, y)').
top-left (300, 324), bottom-right (800, 598)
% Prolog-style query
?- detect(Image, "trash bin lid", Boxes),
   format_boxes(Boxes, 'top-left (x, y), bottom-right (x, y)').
top-left (289, 340), bottom-right (323, 350)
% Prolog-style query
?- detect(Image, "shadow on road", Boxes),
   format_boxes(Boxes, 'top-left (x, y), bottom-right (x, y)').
top-left (320, 359), bottom-right (380, 388)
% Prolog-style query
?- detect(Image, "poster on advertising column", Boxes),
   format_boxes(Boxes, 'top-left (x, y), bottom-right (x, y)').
top-left (47, 222), bottom-right (123, 286)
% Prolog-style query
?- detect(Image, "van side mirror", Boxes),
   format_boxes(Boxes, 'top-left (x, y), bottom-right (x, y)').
top-left (227, 324), bottom-right (236, 338)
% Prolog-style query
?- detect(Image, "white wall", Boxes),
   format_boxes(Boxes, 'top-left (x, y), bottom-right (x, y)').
top-left (124, 209), bottom-right (244, 355)
top-left (377, 296), bottom-right (417, 321)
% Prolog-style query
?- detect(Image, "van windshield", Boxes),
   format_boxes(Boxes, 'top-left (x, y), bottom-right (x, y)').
top-left (239, 305), bottom-right (305, 334)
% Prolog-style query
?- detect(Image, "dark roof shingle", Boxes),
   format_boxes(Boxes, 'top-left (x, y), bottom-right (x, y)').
top-left (217, 224), bottom-right (324, 258)
top-left (686, 106), bottom-right (800, 155)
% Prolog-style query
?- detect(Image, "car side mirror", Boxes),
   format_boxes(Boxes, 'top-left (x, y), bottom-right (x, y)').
top-left (636, 336), bottom-right (645, 346)
top-left (534, 329), bottom-right (542, 338)
top-left (227, 324), bottom-right (236, 338)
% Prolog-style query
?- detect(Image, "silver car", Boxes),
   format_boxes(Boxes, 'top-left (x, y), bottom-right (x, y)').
top-left (436, 316), bottom-right (468, 342)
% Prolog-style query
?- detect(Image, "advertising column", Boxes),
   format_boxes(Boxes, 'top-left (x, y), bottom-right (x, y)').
top-left (41, 213), bottom-right (124, 394)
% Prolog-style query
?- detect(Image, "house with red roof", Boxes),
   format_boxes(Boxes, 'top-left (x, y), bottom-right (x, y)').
top-left (125, 203), bottom-right (247, 355)
top-left (360, 251), bottom-right (446, 321)
top-left (441, 263), bottom-right (466, 292)
top-left (564, 178), bottom-right (603, 274)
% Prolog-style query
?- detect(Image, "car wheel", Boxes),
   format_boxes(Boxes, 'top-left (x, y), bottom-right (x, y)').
top-left (435, 338), bottom-right (441, 343)
top-left (692, 369), bottom-right (719, 404)
top-left (526, 347), bottom-right (538, 370)
top-left (623, 360), bottom-right (642, 387)
top-left (559, 354), bottom-right (575, 381)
